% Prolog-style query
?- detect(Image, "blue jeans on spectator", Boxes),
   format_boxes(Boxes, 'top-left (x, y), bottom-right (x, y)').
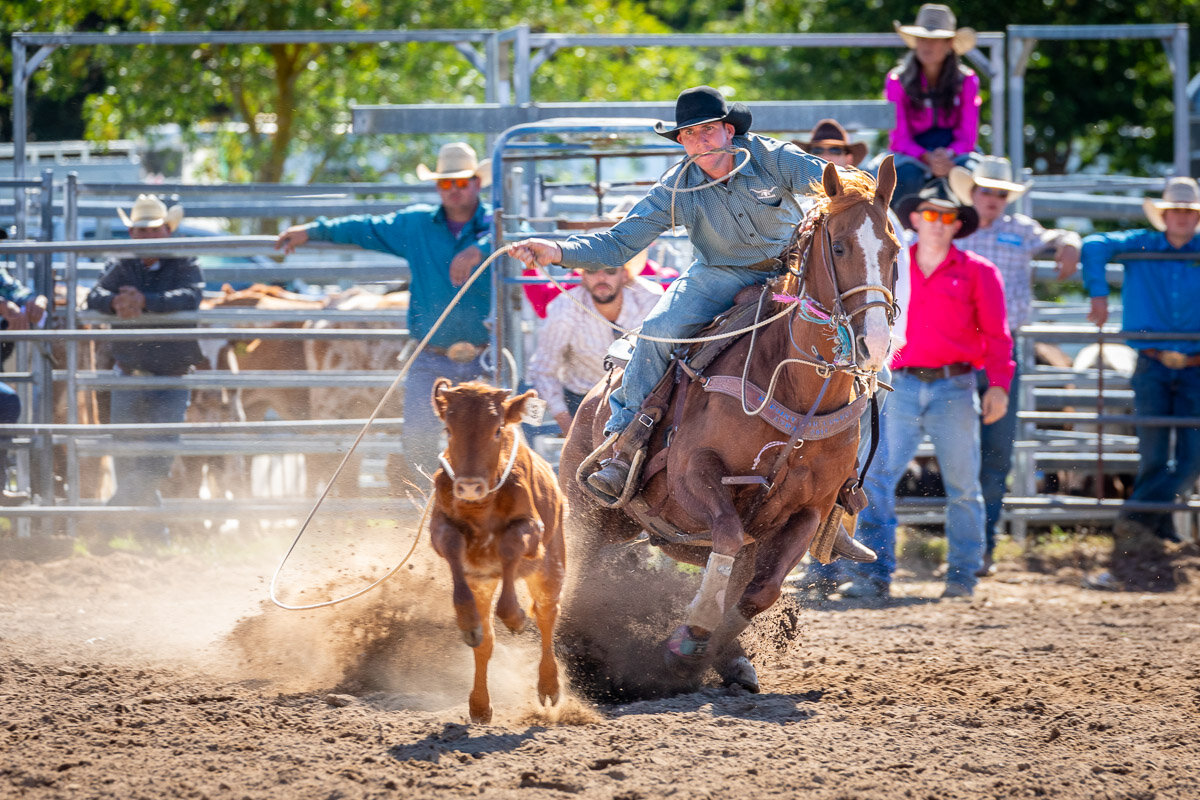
top-left (607, 263), bottom-right (771, 435)
top-left (1121, 355), bottom-right (1200, 540)
top-left (107, 384), bottom-right (190, 507)
top-left (0, 381), bottom-right (20, 480)
top-left (845, 369), bottom-right (986, 592)
top-left (978, 343), bottom-right (1021, 557)
top-left (403, 348), bottom-right (488, 477)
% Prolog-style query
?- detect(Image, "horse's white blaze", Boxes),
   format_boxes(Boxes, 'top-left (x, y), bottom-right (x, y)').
top-left (853, 221), bottom-right (891, 372)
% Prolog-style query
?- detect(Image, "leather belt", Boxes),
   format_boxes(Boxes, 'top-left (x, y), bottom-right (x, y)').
top-left (740, 257), bottom-right (784, 272)
top-left (427, 342), bottom-right (486, 363)
top-left (895, 362), bottom-right (974, 382)
top-left (120, 365), bottom-right (191, 378)
top-left (1142, 348), bottom-right (1200, 369)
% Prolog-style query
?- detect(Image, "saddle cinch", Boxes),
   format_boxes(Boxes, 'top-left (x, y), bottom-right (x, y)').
top-left (579, 285), bottom-right (875, 565)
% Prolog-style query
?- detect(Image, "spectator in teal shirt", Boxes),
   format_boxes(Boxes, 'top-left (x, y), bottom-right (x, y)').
top-left (1080, 177), bottom-right (1200, 543)
top-left (276, 142), bottom-right (494, 477)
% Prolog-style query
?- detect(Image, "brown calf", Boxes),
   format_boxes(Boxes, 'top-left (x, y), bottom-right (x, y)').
top-left (429, 380), bottom-right (566, 723)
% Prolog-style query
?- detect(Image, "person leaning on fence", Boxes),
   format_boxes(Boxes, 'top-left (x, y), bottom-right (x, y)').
top-left (526, 251), bottom-right (663, 436)
top-left (84, 195), bottom-right (205, 540)
top-left (878, 3), bottom-right (982, 212)
top-left (1080, 177), bottom-right (1200, 544)
top-left (838, 180), bottom-right (1013, 601)
top-left (950, 157), bottom-right (1081, 575)
top-left (1, 259), bottom-right (49, 506)
top-left (275, 142), bottom-right (493, 478)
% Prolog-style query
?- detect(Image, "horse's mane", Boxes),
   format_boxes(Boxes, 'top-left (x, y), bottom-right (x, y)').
top-left (773, 170), bottom-right (879, 300)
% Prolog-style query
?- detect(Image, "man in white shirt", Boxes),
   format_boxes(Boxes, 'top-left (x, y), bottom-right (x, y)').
top-left (528, 258), bottom-right (663, 435)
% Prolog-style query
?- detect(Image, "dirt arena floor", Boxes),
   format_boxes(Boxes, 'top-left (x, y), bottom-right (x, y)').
top-left (2, 520), bottom-right (1199, 800)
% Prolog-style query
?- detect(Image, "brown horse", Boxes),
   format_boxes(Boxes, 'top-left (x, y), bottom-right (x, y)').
top-left (559, 158), bottom-right (898, 694)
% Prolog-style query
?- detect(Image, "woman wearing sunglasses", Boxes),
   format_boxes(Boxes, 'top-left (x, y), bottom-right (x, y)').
top-left (835, 179), bottom-right (1012, 601)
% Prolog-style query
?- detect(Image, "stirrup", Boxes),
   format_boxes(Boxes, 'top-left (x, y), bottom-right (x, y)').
top-left (576, 432), bottom-right (646, 510)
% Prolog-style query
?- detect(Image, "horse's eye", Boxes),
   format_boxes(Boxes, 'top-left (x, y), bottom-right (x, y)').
top-left (494, 426), bottom-right (502, 440)
top-left (832, 242), bottom-right (846, 257)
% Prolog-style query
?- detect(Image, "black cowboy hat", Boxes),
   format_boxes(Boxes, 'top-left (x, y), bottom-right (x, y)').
top-left (654, 85), bottom-right (753, 142)
top-left (896, 179), bottom-right (979, 239)
top-left (793, 118), bottom-right (869, 166)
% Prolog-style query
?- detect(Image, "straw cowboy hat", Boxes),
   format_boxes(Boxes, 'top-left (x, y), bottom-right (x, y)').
top-left (894, 4), bottom-right (977, 56)
top-left (416, 142), bottom-right (492, 187)
top-left (117, 194), bottom-right (184, 232)
top-left (948, 156), bottom-right (1030, 205)
top-left (1143, 177), bottom-right (1200, 232)
top-left (896, 178), bottom-right (979, 238)
top-left (654, 85), bottom-right (752, 142)
top-left (793, 118), bottom-right (868, 166)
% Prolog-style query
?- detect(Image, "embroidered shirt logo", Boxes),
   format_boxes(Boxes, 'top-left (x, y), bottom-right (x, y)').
top-left (751, 186), bottom-right (780, 201)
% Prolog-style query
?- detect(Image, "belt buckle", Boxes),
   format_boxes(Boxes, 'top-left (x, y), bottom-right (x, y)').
top-left (445, 341), bottom-right (480, 363)
top-left (1159, 350), bottom-right (1188, 369)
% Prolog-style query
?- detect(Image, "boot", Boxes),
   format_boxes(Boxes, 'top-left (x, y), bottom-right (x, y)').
top-left (0, 489), bottom-right (30, 507)
top-left (831, 524), bottom-right (876, 563)
top-left (586, 456), bottom-right (632, 499)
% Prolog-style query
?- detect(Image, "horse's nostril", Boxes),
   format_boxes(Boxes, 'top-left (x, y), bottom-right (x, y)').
top-left (856, 334), bottom-right (871, 359)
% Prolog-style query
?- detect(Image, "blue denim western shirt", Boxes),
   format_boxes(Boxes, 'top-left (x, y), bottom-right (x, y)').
top-left (306, 202), bottom-right (493, 349)
top-left (1080, 228), bottom-right (1200, 354)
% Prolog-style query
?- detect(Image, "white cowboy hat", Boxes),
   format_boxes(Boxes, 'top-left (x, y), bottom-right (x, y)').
top-left (416, 142), bottom-right (492, 187)
top-left (1143, 176), bottom-right (1200, 231)
top-left (949, 156), bottom-right (1030, 205)
top-left (117, 194), bottom-right (184, 232)
top-left (894, 4), bottom-right (977, 56)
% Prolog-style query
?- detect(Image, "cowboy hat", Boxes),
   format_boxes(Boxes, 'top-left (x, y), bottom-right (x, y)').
top-left (117, 194), bottom-right (184, 232)
top-left (896, 179), bottom-right (979, 239)
top-left (1143, 176), bottom-right (1200, 232)
top-left (793, 118), bottom-right (868, 166)
top-left (894, 4), bottom-right (977, 56)
top-left (948, 156), bottom-right (1030, 205)
top-left (416, 142), bottom-right (492, 188)
top-left (654, 85), bottom-right (752, 142)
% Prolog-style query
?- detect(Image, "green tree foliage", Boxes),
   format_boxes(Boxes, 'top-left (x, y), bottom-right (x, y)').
top-left (3, 0), bottom-right (1199, 183)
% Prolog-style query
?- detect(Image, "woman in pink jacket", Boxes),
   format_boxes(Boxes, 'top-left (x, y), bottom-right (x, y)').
top-left (882, 4), bottom-right (982, 210)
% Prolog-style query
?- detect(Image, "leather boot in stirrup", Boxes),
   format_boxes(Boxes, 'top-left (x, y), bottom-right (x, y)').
top-left (831, 524), bottom-right (876, 563)
top-left (586, 456), bottom-right (632, 499)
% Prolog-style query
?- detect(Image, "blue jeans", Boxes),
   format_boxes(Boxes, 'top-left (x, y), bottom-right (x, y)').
top-left (403, 348), bottom-right (488, 476)
top-left (978, 343), bottom-right (1020, 555)
top-left (607, 263), bottom-right (773, 435)
top-left (0, 382), bottom-right (19, 478)
top-left (848, 370), bottom-right (986, 591)
top-left (108, 384), bottom-right (190, 506)
top-left (888, 151), bottom-right (979, 213)
top-left (1121, 355), bottom-right (1200, 539)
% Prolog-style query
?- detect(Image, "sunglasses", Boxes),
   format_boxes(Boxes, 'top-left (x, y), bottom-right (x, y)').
top-left (978, 187), bottom-right (1010, 199)
top-left (437, 177), bottom-right (474, 190)
top-left (919, 208), bottom-right (960, 225)
top-left (809, 146), bottom-right (846, 156)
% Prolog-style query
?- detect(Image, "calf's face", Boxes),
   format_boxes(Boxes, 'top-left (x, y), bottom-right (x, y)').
top-left (432, 379), bottom-right (535, 502)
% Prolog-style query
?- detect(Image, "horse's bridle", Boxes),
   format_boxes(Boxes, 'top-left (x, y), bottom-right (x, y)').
top-left (784, 205), bottom-right (899, 369)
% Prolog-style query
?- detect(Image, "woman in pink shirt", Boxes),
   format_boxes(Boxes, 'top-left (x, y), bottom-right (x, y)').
top-left (883, 4), bottom-right (982, 210)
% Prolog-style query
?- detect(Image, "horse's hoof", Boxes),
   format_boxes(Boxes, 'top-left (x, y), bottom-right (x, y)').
top-left (663, 625), bottom-right (709, 676)
top-left (719, 655), bottom-right (760, 693)
top-left (462, 626), bottom-right (484, 648)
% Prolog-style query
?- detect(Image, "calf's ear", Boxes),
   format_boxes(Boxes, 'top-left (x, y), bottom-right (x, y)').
top-left (502, 389), bottom-right (538, 425)
top-left (431, 377), bottom-right (453, 420)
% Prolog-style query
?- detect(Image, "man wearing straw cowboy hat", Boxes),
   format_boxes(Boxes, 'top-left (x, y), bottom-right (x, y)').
top-left (275, 142), bottom-right (494, 478)
top-left (86, 194), bottom-right (205, 537)
top-left (950, 156), bottom-right (1081, 575)
top-left (1080, 176), bottom-right (1200, 545)
top-left (881, 3), bottom-right (981, 211)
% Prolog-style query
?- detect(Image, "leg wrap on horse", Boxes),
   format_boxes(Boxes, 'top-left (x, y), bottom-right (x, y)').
top-left (685, 552), bottom-right (736, 632)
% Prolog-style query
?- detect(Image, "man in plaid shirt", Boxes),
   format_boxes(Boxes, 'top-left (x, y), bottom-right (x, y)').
top-left (951, 157), bottom-right (1080, 574)
top-left (527, 259), bottom-right (662, 435)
